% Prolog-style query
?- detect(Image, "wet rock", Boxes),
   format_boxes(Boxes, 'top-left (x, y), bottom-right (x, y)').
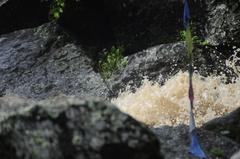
top-left (0, 95), bottom-right (163, 159)
top-left (203, 108), bottom-right (240, 144)
top-left (0, 0), bottom-right (50, 35)
top-left (205, 0), bottom-right (240, 47)
top-left (0, 23), bottom-right (109, 100)
top-left (231, 150), bottom-right (240, 159)
top-left (152, 124), bottom-right (239, 159)
top-left (106, 43), bottom-right (233, 97)
top-left (105, 42), bottom-right (187, 97)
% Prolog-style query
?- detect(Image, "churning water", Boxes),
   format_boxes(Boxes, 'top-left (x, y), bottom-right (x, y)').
top-left (112, 52), bottom-right (240, 127)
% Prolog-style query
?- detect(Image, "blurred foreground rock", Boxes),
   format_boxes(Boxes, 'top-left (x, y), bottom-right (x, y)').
top-left (231, 150), bottom-right (240, 159)
top-left (0, 95), bottom-right (163, 159)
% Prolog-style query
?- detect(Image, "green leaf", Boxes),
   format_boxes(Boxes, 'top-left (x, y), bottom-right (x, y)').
top-left (53, 12), bottom-right (60, 19)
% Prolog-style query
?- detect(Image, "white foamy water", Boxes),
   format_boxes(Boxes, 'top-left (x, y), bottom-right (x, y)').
top-left (112, 54), bottom-right (240, 127)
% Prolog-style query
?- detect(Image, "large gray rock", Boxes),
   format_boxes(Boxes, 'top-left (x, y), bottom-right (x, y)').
top-left (0, 23), bottom-right (109, 100)
top-left (0, 95), bottom-right (163, 159)
top-left (153, 125), bottom-right (239, 159)
top-left (203, 108), bottom-right (240, 144)
top-left (106, 43), bottom-right (234, 97)
top-left (105, 42), bottom-right (187, 97)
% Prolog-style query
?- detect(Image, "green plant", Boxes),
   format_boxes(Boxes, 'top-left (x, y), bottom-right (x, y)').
top-left (210, 147), bottom-right (224, 157)
top-left (99, 46), bottom-right (127, 79)
top-left (49, 0), bottom-right (65, 20)
top-left (179, 30), bottom-right (209, 46)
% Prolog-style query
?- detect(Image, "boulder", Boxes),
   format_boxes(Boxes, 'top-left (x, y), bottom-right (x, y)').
top-left (231, 150), bottom-right (240, 159)
top-left (105, 42), bottom-right (187, 97)
top-left (106, 43), bottom-right (234, 97)
top-left (59, 0), bottom-right (240, 55)
top-left (59, 0), bottom-right (185, 54)
top-left (0, 0), bottom-right (50, 35)
top-left (0, 23), bottom-right (109, 100)
top-left (153, 124), bottom-right (239, 159)
top-left (1, 0), bottom-right (239, 55)
top-left (205, 0), bottom-right (240, 47)
top-left (203, 108), bottom-right (240, 144)
top-left (0, 95), bottom-right (163, 159)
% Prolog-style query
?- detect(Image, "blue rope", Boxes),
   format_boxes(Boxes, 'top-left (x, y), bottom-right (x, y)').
top-left (183, 0), bottom-right (206, 158)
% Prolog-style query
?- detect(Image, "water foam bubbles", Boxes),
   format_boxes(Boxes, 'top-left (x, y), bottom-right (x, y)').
top-left (112, 53), bottom-right (240, 127)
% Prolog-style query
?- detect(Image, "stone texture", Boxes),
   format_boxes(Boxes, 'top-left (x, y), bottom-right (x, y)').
top-left (153, 124), bottom-right (239, 159)
top-left (106, 43), bottom-right (234, 97)
top-left (0, 23), bottom-right (109, 100)
top-left (0, 95), bottom-right (163, 159)
top-left (205, 0), bottom-right (240, 46)
top-left (203, 108), bottom-right (240, 144)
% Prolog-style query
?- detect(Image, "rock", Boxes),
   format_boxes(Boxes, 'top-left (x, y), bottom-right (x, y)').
top-left (106, 42), bottom-right (233, 97)
top-left (1, 0), bottom-right (239, 55)
top-left (105, 42), bottom-right (187, 97)
top-left (0, 0), bottom-right (50, 35)
top-left (59, 0), bottom-right (185, 54)
top-left (203, 108), bottom-right (240, 144)
top-left (152, 124), bottom-right (239, 159)
top-left (205, 0), bottom-right (240, 47)
top-left (0, 95), bottom-right (163, 159)
top-left (59, 0), bottom-right (240, 55)
top-left (231, 150), bottom-right (240, 159)
top-left (0, 23), bottom-right (109, 100)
